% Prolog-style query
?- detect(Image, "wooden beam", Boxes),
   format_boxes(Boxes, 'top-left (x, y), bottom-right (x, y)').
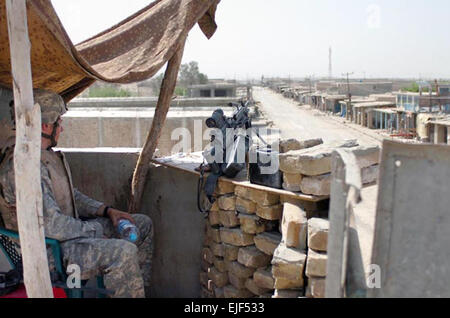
top-left (6, 0), bottom-right (53, 297)
top-left (129, 39), bottom-right (186, 213)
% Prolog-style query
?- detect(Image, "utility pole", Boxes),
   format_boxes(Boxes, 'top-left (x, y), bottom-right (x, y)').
top-left (342, 72), bottom-right (354, 120)
top-left (306, 74), bottom-right (314, 106)
top-left (329, 47), bottom-right (332, 80)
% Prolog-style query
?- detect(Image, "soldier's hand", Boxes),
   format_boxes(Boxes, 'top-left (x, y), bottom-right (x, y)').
top-left (107, 208), bottom-right (136, 227)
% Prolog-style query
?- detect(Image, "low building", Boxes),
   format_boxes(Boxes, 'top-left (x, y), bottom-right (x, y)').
top-left (426, 117), bottom-right (450, 144)
top-left (352, 101), bottom-right (396, 128)
top-left (338, 97), bottom-right (377, 120)
top-left (323, 94), bottom-right (346, 113)
top-left (337, 82), bottom-right (393, 97)
top-left (187, 83), bottom-right (237, 98)
top-left (395, 89), bottom-right (450, 113)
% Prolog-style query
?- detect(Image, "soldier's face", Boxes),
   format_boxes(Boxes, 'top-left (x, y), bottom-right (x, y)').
top-left (42, 118), bottom-right (64, 144)
top-left (53, 118), bottom-right (64, 142)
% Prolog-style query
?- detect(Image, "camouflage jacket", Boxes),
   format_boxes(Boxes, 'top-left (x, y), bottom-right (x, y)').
top-left (0, 148), bottom-right (104, 242)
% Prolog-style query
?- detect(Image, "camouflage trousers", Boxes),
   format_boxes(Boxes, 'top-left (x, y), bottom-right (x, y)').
top-left (60, 214), bottom-right (153, 298)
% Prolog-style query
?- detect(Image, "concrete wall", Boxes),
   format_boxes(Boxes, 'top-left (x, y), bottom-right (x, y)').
top-left (0, 86), bottom-right (13, 122)
top-left (63, 150), bottom-right (204, 298)
top-left (59, 109), bottom-right (234, 156)
top-left (68, 97), bottom-right (240, 108)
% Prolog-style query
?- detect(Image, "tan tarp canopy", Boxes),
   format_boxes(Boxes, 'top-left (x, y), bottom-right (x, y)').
top-left (0, 0), bottom-right (219, 102)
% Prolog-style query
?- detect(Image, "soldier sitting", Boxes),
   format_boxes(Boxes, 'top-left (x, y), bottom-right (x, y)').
top-left (0, 89), bottom-right (153, 298)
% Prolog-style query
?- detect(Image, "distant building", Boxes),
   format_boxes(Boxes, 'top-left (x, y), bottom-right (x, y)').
top-left (395, 85), bottom-right (450, 113)
top-left (187, 83), bottom-right (237, 98)
top-left (337, 82), bottom-right (393, 96)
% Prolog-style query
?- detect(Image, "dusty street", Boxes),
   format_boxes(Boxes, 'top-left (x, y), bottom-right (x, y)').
top-left (253, 87), bottom-right (382, 147)
top-left (253, 87), bottom-right (379, 269)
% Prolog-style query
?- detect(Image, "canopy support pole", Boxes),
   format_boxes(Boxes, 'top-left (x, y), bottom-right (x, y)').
top-left (6, 0), bottom-right (53, 297)
top-left (129, 39), bottom-right (186, 213)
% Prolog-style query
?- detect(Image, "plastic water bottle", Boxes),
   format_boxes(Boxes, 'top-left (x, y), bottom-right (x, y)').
top-left (117, 219), bottom-right (138, 243)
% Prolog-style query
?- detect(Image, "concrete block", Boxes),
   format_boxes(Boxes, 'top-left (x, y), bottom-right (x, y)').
top-left (279, 139), bottom-right (358, 175)
top-left (214, 287), bottom-right (224, 298)
top-left (362, 164), bottom-right (379, 185)
top-left (223, 258), bottom-right (233, 272)
top-left (217, 180), bottom-right (235, 195)
top-left (254, 232), bottom-right (282, 255)
top-left (218, 210), bottom-right (240, 228)
top-left (228, 272), bottom-right (247, 290)
top-left (228, 261), bottom-right (256, 279)
top-left (253, 267), bottom-right (275, 290)
top-left (214, 257), bottom-right (228, 273)
top-left (351, 145), bottom-right (380, 168)
top-left (210, 242), bottom-right (225, 257)
top-left (238, 246), bottom-right (272, 268)
top-left (207, 266), bottom-right (228, 288)
top-left (309, 277), bottom-right (326, 298)
top-left (238, 213), bottom-right (266, 234)
top-left (281, 203), bottom-right (307, 250)
top-left (236, 197), bottom-right (256, 214)
top-left (282, 173), bottom-right (302, 192)
top-left (203, 233), bottom-right (212, 247)
top-left (223, 285), bottom-right (254, 298)
top-left (273, 277), bottom-right (304, 289)
top-left (271, 244), bottom-right (307, 281)
top-left (218, 195), bottom-right (236, 211)
top-left (256, 203), bottom-right (283, 220)
top-left (202, 248), bottom-right (214, 264)
top-left (210, 200), bottom-right (219, 212)
top-left (305, 249), bottom-right (328, 278)
top-left (223, 243), bottom-right (240, 261)
top-left (300, 173), bottom-right (331, 196)
top-left (308, 218), bottom-right (329, 252)
top-left (246, 278), bottom-right (271, 296)
top-left (206, 223), bottom-right (221, 243)
top-left (272, 289), bottom-right (303, 298)
top-left (220, 228), bottom-right (254, 246)
top-left (250, 189), bottom-right (280, 206)
top-left (208, 210), bottom-right (221, 226)
top-left (275, 138), bottom-right (324, 153)
top-left (234, 185), bottom-right (252, 200)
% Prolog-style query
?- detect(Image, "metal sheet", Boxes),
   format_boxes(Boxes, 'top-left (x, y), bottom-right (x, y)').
top-left (369, 140), bottom-right (450, 297)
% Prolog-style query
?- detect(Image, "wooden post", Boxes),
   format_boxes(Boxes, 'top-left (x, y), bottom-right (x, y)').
top-left (129, 39), bottom-right (186, 213)
top-left (6, 0), bottom-right (53, 297)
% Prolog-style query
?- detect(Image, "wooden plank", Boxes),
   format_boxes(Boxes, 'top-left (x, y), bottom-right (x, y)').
top-left (325, 152), bottom-right (348, 298)
top-left (6, 0), bottom-right (53, 298)
top-left (129, 39), bottom-right (186, 213)
top-left (151, 157), bottom-right (328, 203)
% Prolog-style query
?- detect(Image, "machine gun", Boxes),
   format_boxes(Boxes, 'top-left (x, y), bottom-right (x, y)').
top-left (197, 100), bottom-right (258, 214)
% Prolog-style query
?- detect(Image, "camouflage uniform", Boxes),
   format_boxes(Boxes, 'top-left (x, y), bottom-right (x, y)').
top-left (0, 89), bottom-right (153, 298)
top-left (0, 148), bottom-right (153, 298)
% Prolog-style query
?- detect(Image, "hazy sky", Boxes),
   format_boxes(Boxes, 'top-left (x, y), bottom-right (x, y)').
top-left (51, 0), bottom-right (450, 80)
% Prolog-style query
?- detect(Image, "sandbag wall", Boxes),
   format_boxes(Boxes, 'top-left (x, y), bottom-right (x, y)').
top-left (200, 138), bottom-right (380, 298)
top-left (200, 181), bottom-right (330, 298)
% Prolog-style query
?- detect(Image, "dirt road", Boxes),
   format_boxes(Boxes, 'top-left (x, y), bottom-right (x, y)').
top-left (253, 87), bottom-right (382, 147)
